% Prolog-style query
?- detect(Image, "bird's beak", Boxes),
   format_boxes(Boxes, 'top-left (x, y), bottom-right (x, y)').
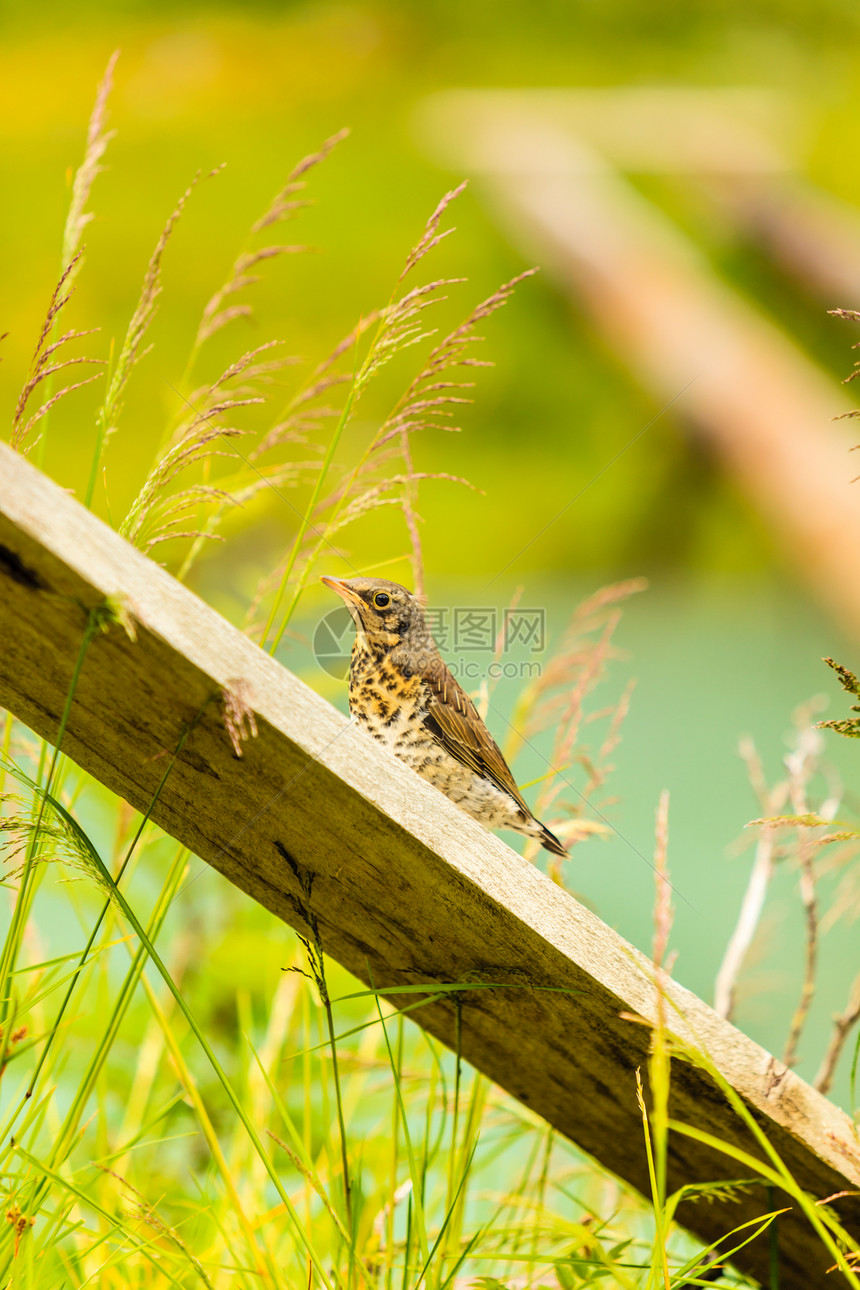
top-left (320, 576), bottom-right (364, 608)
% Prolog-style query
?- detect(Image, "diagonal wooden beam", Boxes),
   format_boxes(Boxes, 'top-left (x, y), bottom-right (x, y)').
top-left (0, 440), bottom-right (857, 1287)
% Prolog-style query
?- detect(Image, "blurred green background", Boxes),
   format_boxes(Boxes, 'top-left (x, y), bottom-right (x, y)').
top-left (3, 0), bottom-right (860, 1104)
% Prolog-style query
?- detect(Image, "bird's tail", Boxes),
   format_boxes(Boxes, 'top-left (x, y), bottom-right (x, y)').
top-left (537, 821), bottom-right (567, 858)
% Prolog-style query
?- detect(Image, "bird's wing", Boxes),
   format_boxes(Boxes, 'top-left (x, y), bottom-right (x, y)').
top-left (421, 657), bottom-right (531, 816)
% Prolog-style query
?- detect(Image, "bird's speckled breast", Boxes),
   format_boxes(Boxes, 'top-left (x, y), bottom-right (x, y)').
top-left (348, 646), bottom-right (426, 754)
top-left (347, 643), bottom-right (528, 831)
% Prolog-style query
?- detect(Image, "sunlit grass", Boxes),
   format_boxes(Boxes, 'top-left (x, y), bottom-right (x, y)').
top-left (3, 53), bottom-right (860, 1290)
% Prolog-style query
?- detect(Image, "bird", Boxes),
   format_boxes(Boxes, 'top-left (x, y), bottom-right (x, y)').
top-left (320, 575), bottom-right (567, 857)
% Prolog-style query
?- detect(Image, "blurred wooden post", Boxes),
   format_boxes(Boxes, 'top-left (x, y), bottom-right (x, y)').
top-left (0, 442), bottom-right (858, 1287)
top-left (417, 90), bottom-right (860, 641)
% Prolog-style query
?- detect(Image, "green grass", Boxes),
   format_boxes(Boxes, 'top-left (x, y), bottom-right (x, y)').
top-left (3, 50), bottom-right (860, 1289)
top-left (4, 702), bottom-right (859, 1287)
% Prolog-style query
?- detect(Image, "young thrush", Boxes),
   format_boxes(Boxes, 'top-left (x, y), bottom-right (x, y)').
top-left (321, 575), bottom-right (567, 857)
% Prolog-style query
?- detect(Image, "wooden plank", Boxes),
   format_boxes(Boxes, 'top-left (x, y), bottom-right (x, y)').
top-left (0, 440), bottom-right (858, 1287)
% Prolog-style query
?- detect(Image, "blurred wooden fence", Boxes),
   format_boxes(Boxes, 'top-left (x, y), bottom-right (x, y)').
top-left (417, 88), bottom-right (860, 641)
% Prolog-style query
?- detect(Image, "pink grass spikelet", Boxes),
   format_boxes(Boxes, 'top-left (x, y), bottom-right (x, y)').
top-left (12, 251), bottom-right (105, 454)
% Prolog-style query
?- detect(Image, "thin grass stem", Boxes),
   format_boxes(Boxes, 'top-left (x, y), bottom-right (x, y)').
top-left (0, 606), bottom-right (101, 1046)
top-left (24, 706), bottom-right (205, 1099)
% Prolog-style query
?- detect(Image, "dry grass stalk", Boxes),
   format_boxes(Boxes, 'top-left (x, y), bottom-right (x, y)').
top-left (191, 128), bottom-right (349, 358)
top-left (397, 181), bottom-right (467, 283)
top-left (95, 169), bottom-right (218, 476)
top-left (818, 816), bottom-right (860, 944)
top-left (713, 736), bottom-right (788, 1021)
top-left (309, 186), bottom-right (480, 596)
top-left (252, 315), bottom-right (380, 463)
top-left (11, 251), bottom-right (104, 454)
top-left (718, 706), bottom-right (853, 1074)
top-left (61, 49), bottom-right (119, 280)
top-left (332, 264), bottom-right (536, 592)
top-left (122, 340), bottom-right (312, 552)
top-left (653, 790), bottom-right (676, 1022)
top-left (252, 187), bottom-right (531, 638)
top-left (374, 270), bottom-right (536, 596)
top-left (513, 579), bottom-right (646, 744)
top-left (473, 587), bottom-right (525, 722)
top-left (828, 308), bottom-right (860, 397)
top-left (221, 682), bottom-right (259, 759)
top-left (814, 970), bottom-right (860, 1096)
top-left (782, 721), bottom-right (828, 1069)
top-left (505, 579), bottom-right (645, 870)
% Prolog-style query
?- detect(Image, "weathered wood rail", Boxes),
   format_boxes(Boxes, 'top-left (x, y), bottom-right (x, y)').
top-left (0, 441), bottom-right (858, 1288)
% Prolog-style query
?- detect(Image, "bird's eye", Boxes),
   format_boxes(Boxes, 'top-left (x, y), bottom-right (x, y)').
top-left (373, 592), bottom-right (390, 609)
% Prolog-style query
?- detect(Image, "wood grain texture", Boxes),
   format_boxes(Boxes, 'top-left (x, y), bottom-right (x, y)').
top-left (0, 441), bottom-right (858, 1287)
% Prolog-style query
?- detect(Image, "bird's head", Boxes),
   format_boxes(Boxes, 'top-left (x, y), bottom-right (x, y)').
top-left (320, 576), bottom-right (431, 659)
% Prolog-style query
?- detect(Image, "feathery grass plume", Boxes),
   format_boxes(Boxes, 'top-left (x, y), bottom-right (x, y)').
top-left (120, 342), bottom-right (294, 552)
top-left (86, 168), bottom-right (219, 508)
top-left (221, 681), bottom-right (259, 758)
top-left (370, 268), bottom-right (537, 597)
top-left (716, 702), bottom-right (860, 1079)
top-left (136, 354), bottom-right (318, 562)
top-left (261, 185), bottom-right (532, 647)
top-left (507, 578), bottom-right (646, 870)
top-left (252, 313), bottom-right (380, 462)
top-left (301, 267), bottom-right (534, 604)
top-left (10, 251), bottom-right (104, 455)
top-left (20, 52), bottom-right (118, 469)
top-left (352, 183), bottom-right (469, 400)
top-left (187, 128), bottom-right (349, 370)
top-left (819, 656), bottom-right (860, 738)
top-left (323, 470), bottom-right (476, 538)
top-left (0, 762), bottom-right (111, 900)
top-left (271, 194), bottom-right (473, 608)
top-left (829, 306), bottom-right (860, 394)
top-left (119, 418), bottom-right (243, 552)
top-left (135, 136), bottom-right (350, 571)
top-left (61, 50), bottom-right (119, 282)
top-left (178, 333), bottom-right (360, 579)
